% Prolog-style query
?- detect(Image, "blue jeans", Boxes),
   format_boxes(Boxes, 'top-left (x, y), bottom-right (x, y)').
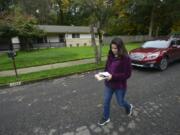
top-left (103, 86), bottom-right (131, 119)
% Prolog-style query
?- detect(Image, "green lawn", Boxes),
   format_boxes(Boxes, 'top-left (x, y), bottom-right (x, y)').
top-left (0, 43), bottom-right (140, 71)
top-left (0, 62), bottom-right (105, 85)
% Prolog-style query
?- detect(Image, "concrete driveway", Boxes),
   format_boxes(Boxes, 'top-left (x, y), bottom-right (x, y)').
top-left (0, 62), bottom-right (180, 135)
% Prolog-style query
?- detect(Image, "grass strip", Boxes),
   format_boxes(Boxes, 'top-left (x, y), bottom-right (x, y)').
top-left (0, 61), bottom-right (105, 86)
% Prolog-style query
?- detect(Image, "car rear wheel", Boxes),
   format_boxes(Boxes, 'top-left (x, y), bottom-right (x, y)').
top-left (159, 57), bottom-right (168, 71)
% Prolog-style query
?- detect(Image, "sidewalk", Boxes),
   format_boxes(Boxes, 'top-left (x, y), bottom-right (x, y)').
top-left (0, 57), bottom-right (107, 77)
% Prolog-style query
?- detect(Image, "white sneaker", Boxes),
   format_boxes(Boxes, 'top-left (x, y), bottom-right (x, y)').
top-left (128, 104), bottom-right (133, 116)
top-left (98, 117), bottom-right (110, 126)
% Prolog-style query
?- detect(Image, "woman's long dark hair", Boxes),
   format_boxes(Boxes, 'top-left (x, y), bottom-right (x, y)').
top-left (108, 37), bottom-right (128, 58)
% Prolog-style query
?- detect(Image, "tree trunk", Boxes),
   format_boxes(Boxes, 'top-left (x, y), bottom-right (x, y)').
top-left (90, 25), bottom-right (99, 64)
top-left (97, 28), bottom-right (102, 63)
top-left (19, 37), bottom-right (32, 51)
top-left (19, 37), bottom-right (25, 51)
top-left (155, 26), bottom-right (159, 37)
top-left (57, 0), bottom-right (64, 25)
top-left (148, 7), bottom-right (155, 37)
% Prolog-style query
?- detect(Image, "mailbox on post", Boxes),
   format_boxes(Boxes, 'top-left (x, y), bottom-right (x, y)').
top-left (7, 50), bottom-right (17, 58)
top-left (7, 50), bottom-right (18, 79)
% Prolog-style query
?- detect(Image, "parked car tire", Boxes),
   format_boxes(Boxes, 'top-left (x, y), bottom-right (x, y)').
top-left (159, 57), bottom-right (168, 71)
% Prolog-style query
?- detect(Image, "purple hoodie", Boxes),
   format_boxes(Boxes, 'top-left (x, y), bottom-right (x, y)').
top-left (105, 54), bottom-right (132, 90)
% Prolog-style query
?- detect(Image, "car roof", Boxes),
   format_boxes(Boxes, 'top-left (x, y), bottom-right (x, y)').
top-left (170, 38), bottom-right (180, 40)
top-left (145, 40), bottom-right (168, 43)
top-left (142, 40), bottom-right (170, 48)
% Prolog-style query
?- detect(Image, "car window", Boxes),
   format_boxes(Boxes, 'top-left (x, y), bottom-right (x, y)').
top-left (170, 40), bottom-right (176, 45)
top-left (142, 41), bottom-right (169, 48)
top-left (171, 40), bottom-right (180, 46)
top-left (176, 40), bottom-right (180, 46)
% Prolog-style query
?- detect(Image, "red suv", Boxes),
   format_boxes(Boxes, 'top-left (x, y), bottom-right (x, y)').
top-left (129, 38), bottom-right (180, 70)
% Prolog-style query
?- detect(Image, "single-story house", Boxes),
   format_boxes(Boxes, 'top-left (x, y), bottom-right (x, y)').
top-left (0, 25), bottom-right (99, 51)
top-left (36, 25), bottom-right (99, 48)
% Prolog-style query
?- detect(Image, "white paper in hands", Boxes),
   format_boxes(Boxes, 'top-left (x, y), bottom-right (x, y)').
top-left (94, 72), bottom-right (111, 81)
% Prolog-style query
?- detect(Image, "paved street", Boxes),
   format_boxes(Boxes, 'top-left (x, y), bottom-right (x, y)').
top-left (0, 62), bottom-right (180, 135)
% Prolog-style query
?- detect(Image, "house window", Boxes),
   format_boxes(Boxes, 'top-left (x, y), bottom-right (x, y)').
top-left (59, 34), bottom-right (65, 43)
top-left (33, 36), bottom-right (47, 44)
top-left (72, 33), bottom-right (80, 38)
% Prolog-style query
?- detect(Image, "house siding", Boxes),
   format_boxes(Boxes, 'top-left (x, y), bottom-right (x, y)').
top-left (66, 38), bottom-right (99, 47)
top-left (47, 36), bottom-right (59, 43)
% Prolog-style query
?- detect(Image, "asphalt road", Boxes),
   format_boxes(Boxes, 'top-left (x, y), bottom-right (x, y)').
top-left (0, 62), bottom-right (180, 135)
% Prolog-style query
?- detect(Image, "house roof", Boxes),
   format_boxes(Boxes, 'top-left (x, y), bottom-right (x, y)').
top-left (37, 25), bottom-right (97, 34)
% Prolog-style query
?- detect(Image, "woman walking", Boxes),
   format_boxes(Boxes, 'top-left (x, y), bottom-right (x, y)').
top-left (98, 37), bottom-right (133, 126)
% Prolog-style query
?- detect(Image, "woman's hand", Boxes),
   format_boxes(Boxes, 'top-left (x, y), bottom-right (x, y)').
top-left (106, 74), bottom-right (112, 81)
